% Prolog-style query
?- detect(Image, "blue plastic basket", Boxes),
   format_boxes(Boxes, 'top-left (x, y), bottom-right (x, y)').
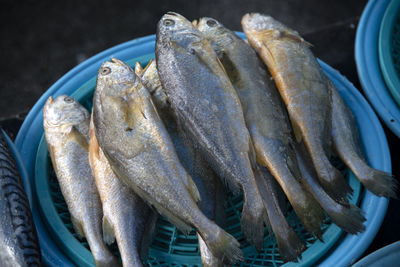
top-left (355, 0), bottom-right (400, 137)
top-left (16, 34), bottom-right (390, 267)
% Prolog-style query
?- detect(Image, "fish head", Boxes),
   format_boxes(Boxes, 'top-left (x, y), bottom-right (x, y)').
top-left (96, 58), bottom-right (136, 98)
top-left (157, 12), bottom-right (203, 52)
top-left (242, 13), bottom-right (301, 48)
top-left (241, 13), bottom-right (287, 33)
top-left (43, 95), bottom-right (89, 129)
top-left (197, 17), bottom-right (238, 53)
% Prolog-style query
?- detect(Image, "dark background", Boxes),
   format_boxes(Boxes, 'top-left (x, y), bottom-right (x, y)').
top-left (1, 0), bottom-right (399, 264)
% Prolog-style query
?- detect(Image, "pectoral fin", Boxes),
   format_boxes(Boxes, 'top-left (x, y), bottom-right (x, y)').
top-left (102, 216), bottom-right (115, 245)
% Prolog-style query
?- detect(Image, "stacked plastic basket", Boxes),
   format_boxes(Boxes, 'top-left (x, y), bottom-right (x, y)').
top-left (356, 0), bottom-right (400, 137)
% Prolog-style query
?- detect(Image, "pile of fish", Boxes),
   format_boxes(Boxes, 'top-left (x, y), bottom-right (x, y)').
top-left (43, 12), bottom-right (397, 266)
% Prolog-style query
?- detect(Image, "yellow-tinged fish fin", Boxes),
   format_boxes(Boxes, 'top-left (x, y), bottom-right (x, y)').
top-left (71, 216), bottom-right (85, 239)
top-left (142, 59), bottom-right (154, 73)
top-left (192, 19), bottom-right (198, 27)
top-left (248, 138), bottom-right (257, 169)
top-left (140, 211), bottom-right (158, 260)
top-left (185, 174), bottom-right (201, 203)
top-left (290, 119), bottom-right (303, 143)
top-left (135, 62), bottom-right (144, 77)
top-left (68, 126), bottom-right (89, 151)
top-left (89, 114), bottom-right (100, 158)
top-left (280, 31), bottom-right (313, 47)
top-left (152, 200), bottom-right (192, 235)
top-left (102, 216), bottom-right (115, 245)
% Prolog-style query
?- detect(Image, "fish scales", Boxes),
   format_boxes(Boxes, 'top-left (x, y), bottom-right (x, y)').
top-left (156, 12), bottom-right (265, 249)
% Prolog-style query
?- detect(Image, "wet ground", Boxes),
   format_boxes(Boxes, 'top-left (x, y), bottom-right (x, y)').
top-left (1, 0), bottom-right (399, 264)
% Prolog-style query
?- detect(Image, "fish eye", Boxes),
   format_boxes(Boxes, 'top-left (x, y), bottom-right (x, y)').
top-left (101, 67), bottom-right (111, 75)
top-left (164, 19), bottom-right (175, 26)
top-left (206, 19), bottom-right (217, 27)
top-left (64, 96), bottom-right (73, 103)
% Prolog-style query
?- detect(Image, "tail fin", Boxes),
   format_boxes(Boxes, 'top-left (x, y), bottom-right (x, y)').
top-left (318, 161), bottom-right (353, 204)
top-left (275, 230), bottom-right (306, 262)
top-left (329, 204), bottom-right (366, 234)
top-left (358, 168), bottom-right (397, 198)
top-left (200, 226), bottom-right (244, 264)
top-left (254, 166), bottom-right (306, 262)
top-left (197, 233), bottom-right (226, 267)
top-left (241, 183), bottom-right (266, 250)
top-left (294, 141), bottom-right (366, 235)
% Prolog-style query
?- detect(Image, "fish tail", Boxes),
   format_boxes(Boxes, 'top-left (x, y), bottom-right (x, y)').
top-left (254, 166), bottom-right (306, 262)
top-left (199, 223), bottom-right (244, 264)
top-left (329, 203), bottom-right (366, 234)
top-left (353, 162), bottom-right (397, 198)
top-left (83, 223), bottom-right (121, 267)
top-left (197, 233), bottom-right (226, 267)
top-left (241, 182), bottom-right (266, 250)
top-left (314, 154), bottom-right (353, 203)
top-left (275, 229), bottom-right (306, 262)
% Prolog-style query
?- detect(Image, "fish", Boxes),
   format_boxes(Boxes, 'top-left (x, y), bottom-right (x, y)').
top-left (136, 60), bottom-right (227, 266)
top-left (92, 58), bottom-right (243, 263)
top-left (43, 95), bottom-right (120, 267)
top-left (242, 13), bottom-right (353, 203)
top-left (329, 80), bottom-right (397, 198)
top-left (0, 129), bottom-right (42, 267)
top-left (293, 140), bottom-right (366, 234)
top-left (198, 17), bottom-right (325, 239)
top-left (88, 114), bottom-right (157, 267)
top-left (156, 12), bottom-right (265, 249)
top-left (253, 165), bottom-right (306, 262)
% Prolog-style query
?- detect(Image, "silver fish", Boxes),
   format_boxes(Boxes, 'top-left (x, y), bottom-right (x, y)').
top-left (92, 58), bottom-right (243, 264)
top-left (89, 115), bottom-right (157, 267)
top-left (156, 12), bottom-right (265, 249)
top-left (137, 60), bottom-right (227, 266)
top-left (242, 13), bottom-right (352, 203)
top-left (329, 80), bottom-right (397, 197)
top-left (43, 95), bottom-right (119, 267)
top-left (198, 17), bottom-right (325, 239)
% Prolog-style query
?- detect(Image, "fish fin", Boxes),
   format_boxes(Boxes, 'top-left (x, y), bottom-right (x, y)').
top-left (140, 211), bottom-right (158, 261)
top-left (329, 203), bottom-right (366, 234)
top-left (102, 216), bottom-right (115, 245)
top-left (279, 30), bottom-right (313, 47)
top-left (241, 185), bottom-right (265, 250)
top-left (68, 126), bottom-right (89, 151)
top-left (254, 166), bottom-right (306, 262)
top-left (192, 19), bottom-right (198, 27)
top-left (248, 138), bottom-right (257, 169)
top-left (290, 119), bottom-right (303, 143)
top-left (184, 173), bottom-right (201, 203)
top-left (142, 59), bottom-right (153, 73)
top-left (134, 62), bottom-right (144, 77)
top-left (200, 228), bottom-right (244, 264)
top-left (274, 229), bottom-right (306, 262)
top-left (359, 168), bottom-right (398, 198)
top-left (71, 216), bottom-right (85, 239)
top-left (152, 200), bottom-right (193, 235)
top-left (320, 166), bottom-right (353, 204)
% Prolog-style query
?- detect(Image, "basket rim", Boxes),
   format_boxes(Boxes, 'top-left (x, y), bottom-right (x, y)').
top-left (379, 0), bottom-right (400, 107)
top-left (355, 0), bottom-right (400, 137)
